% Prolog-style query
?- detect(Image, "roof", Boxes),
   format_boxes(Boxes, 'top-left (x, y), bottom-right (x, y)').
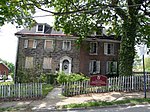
top-left (0, 62), bottom-right (10, 70)
top-left (15, 23), bottom-right (121, 41)
top-left (15, 23), bottom-right (66, 37)
top-left (87, 35), bottom-right (121, 41)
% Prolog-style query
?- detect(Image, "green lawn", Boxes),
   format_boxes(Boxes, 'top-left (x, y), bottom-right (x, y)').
top-left (42, 83), bottom-right (54, 96)
top-left (58, 98), bottom-right (150, 109)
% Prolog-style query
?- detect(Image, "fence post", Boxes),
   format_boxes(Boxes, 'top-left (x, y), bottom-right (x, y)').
top-left (18, 83), bottom-right (20, 98)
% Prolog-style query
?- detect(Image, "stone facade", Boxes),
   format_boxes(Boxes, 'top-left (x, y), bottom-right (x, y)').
top-left (15, 35), bottom-right (80, 82)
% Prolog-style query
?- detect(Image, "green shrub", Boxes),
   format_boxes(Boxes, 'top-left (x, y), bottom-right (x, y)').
top-left (2, 75), bottom-right (8, 82)
top-left (57, 72), bottom-right (89, 84)
top-left (40, 73), bottom-right (47, 83)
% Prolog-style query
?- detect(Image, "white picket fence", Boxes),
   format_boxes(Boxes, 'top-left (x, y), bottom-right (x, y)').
top-left (62, 74), bottom-right (150, 96)
top-left (0, 83), bottom-right (42, 99)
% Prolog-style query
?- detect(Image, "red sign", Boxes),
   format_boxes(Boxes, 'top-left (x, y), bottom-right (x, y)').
top-left (90, 75), bottom-right (108, 86)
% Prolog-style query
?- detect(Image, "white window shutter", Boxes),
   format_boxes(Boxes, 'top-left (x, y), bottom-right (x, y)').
top-left (62, 41), bottom-right (65, 50)
top-left (90, 42), bottom-right (92, 53)
top-left (104, 43), bottom-right (107, 55)
top-left (89, 61), bottom-right (92, 74)
top-left (113, 61), bottom-right (117, 73)
top-left (33, 40), bottom-right (37, 48)
top-left (114, 62), bottom-right (117, 68)
top-left (96, 61), bottom-right (100, 74)
top-left (106, 61), bottom-right (110, 74)
top-left (24, 40), bottom-right (28, 48)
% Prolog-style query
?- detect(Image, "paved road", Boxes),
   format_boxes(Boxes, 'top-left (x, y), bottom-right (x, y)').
top-left (60, 104), bottom-right (150, 112)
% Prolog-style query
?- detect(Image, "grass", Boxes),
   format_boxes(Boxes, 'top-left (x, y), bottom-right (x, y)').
top-left (0, 107), bottom-right (23, 112)
top-left (58, 98), bottom-right (150, 109)
top-left (42, 83), bottom-right (54, 96)
top-left (0, 81), bottom-right (14, 85)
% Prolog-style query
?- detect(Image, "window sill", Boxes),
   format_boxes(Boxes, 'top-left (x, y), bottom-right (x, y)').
top-left (104, 54), bottom-right (115, 56)
top-left (24, 47), bottom-right (36, 49)
top-left (89, 53), bottom-right (98, 55)
top-left (62, 49), bottom-right (71, 51)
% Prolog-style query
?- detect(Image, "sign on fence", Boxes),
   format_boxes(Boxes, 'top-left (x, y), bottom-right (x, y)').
top-left (90, 75), bottom-right (107, 86)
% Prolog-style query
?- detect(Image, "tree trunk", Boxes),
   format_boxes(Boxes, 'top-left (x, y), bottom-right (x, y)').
top-left (119, 22), bottom-right (137, 76)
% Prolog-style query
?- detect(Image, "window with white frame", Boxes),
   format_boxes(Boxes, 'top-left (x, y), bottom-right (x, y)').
top-left (90, 42), bottom-right (98, 54)
top-left (25, 57), bottom-right (34, 68)
top-left (89, 60), bottom-right (100, 74)
top-left (24, 40), bottom-right (37, 48)
top-left (106, 61), bottom-right (117, 74)
top-left (43, 57), bottom-right (52, 69)
top-left (36, 24), bottom-right (44, 33)
top-left (62, 41), bottom-right (71, 51)
top-left (44, 40), bottom-right (53, 49)
top-left (104, 43), bottom-right (114, 55)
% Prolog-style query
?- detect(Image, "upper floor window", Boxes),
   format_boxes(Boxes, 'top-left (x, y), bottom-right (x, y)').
top-left (43, 57), bottom-right (52, 69)
top-left (104, 43), bottom-right (114, 55)
top-left (44, 40), bottom-right (53, 49)
top-left (89, 60), bottom-right (100, 74)
top-left (24, 39), bottom-right (37, 48)
top-left (90, 42), bottom-right (98, 55)
top-left (36, 24), bottom-right (44, 33)
top-left (62, 41), bottom-right (71, 51)
top-left (25, 57), bottom-right (33, 68)
top-left (106, 61), bottom-right (117, 75)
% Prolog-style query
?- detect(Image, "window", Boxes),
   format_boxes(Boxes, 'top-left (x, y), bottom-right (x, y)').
top-left (89, 60), bottom-right (100, 74)
top-left (104, 43), bottom-right (114, 55)
top-left (90, 42), bottom-right (98, 54)
top-left (24, 40), bottom-right (37, 48)
top-left (43, 57), bottom-right (52, 69)
top-left (36, 24), bottom-right (44, 32)
top-left (106, 61), bottom-right (117, 74)
top-left (25, 57), bottom-right (33, 68)
top-left (44, 40), bottom-right (53, 49)
top-left (62, 41), bottom-right (71, 51)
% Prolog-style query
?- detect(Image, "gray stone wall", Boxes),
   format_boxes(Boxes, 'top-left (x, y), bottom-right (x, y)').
top-left (15, 36), bottom-right (80, 82)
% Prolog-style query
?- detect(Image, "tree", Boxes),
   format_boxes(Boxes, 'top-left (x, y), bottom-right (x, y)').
top-left (1, 0), bottom-right (149, 76)
top-left (0, 0), bottom-right (36, 26)
top-left (145, 57), bottom-right (150, 72)
top-left (49, 0), bottom-right (150, 76)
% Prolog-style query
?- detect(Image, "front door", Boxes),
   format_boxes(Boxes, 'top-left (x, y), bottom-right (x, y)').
top-left (62, 60), bottom-right (69, 74)
top-left (60, 56), bottom-right (72, 74)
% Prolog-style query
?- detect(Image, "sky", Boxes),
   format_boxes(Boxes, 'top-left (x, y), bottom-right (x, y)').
top-left (0, 9), bottom-right (54, 64)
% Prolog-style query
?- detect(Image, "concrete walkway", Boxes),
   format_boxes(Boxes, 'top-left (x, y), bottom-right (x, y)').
top-left (0, 87), bottom-right (150, 111)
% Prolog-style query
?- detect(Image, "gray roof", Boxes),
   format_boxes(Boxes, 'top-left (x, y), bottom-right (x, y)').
top-left (15, 23), bottom-right (65, 36)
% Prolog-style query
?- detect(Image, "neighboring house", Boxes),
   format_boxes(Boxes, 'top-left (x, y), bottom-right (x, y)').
top-left (15, 23), bottom-right (120, 82)
top-left (0, 62), bottom-right (9, 79)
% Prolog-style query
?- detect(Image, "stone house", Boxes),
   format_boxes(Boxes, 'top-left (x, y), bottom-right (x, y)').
top-left (15, 23), bottom-right (120, 82)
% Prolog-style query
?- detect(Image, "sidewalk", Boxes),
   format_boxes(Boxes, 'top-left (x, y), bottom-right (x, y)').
top-left (0, 87), bottom-right (150, 111)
